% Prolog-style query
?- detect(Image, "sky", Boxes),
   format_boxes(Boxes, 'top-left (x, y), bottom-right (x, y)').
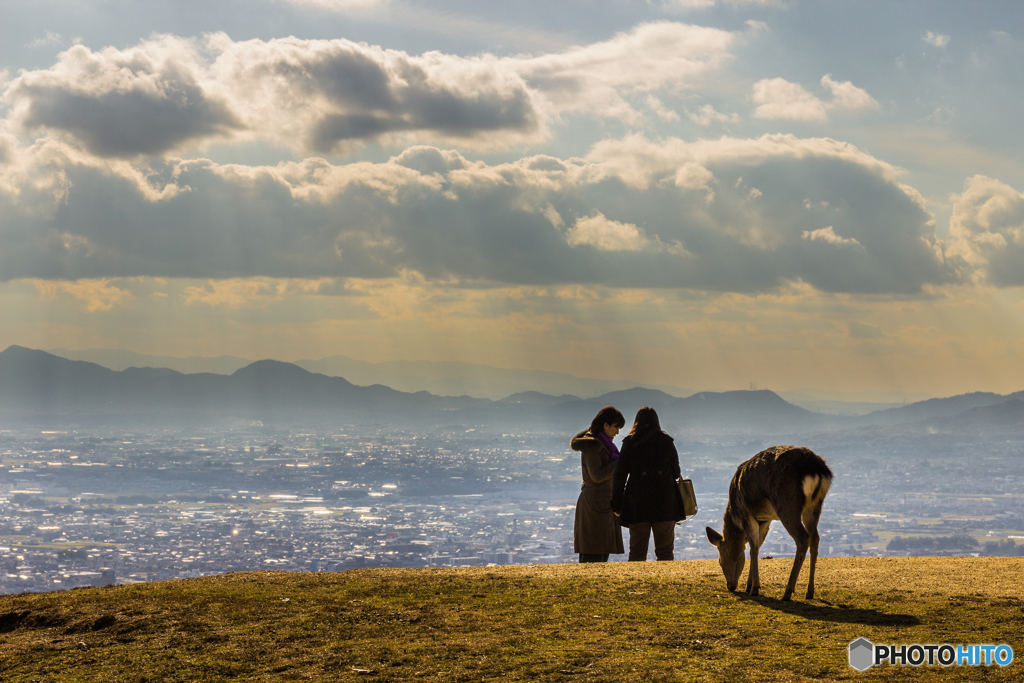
top-left (2, 0), bottom-right (1024, 401)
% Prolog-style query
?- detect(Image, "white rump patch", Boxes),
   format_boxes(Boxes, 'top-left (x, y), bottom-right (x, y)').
top-left (802, 474), bottom-right (819, 501)
top-left (800, 473), bottom-right (831, 528)
top-left (800, 475), bottom-right (819, 519)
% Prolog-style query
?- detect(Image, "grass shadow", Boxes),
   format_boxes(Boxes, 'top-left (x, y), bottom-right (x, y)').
top-left (739, 595), bottom-right (920, 626)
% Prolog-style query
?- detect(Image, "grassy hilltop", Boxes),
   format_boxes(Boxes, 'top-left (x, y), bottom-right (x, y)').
top-left (1, 557), bottom-right (1022, 682)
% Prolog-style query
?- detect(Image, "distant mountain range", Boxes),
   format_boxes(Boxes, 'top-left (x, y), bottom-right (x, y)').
top-left (853, 391), bottom-right (1024, 426)
top-left (45, 348), bottom-right (692, 401)
top-left (4, 346), bottom-right (1022, 434)
top-left (44, 348), bottom-right (253, 375)
top-left (1, 346), bottom-right (482, 426)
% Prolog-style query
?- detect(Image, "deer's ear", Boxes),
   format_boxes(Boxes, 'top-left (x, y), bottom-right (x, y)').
top-left (705, 527), bottom-right (723, 547)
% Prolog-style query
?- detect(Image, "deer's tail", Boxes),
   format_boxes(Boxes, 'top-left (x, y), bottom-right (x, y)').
top-left (801, 474), bottom-right (832, 520)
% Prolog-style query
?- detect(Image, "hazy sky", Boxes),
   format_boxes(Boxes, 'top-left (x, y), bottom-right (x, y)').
top-left (2, 0), bottom-right (1024, 399)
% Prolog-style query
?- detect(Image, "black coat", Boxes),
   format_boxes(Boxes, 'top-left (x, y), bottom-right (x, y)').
top-left (610, 429), bottom-right (685, 527)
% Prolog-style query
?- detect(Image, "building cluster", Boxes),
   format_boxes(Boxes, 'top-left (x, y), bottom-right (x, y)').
top-left (2, 424), bottom-right (1023, 594)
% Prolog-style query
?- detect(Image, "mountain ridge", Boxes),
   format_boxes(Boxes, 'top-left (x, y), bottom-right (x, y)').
top-left (5, 346), bottom-right (1024, 434)
top-left (45, 347), bottom-right (694, 400)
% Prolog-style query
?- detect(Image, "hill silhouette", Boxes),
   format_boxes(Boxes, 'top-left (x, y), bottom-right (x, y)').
top-left (5, 345), bottom-right (1024, 435)
top-left (1, 557), bottom-right (1021, 681)
top-left (0, 346), bottom-right (820, 432)
top-left (921, 398), bottom-right (1024, 434)
top-left (495, 391), bottom-right (582, 406)
top-left (854, 391), bottom-right (1024, 426)
top-left (0, 346), bottom-right (483, 424)
top-left (545, 387), bottom-right (829, 434)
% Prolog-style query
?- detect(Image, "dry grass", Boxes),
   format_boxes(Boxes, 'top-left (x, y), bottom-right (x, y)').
top-left (2, 557), bottom-right (1022, 682)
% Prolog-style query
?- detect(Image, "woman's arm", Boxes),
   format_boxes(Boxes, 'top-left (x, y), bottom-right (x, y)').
top-left (583, 447), bottom-right (617, 484)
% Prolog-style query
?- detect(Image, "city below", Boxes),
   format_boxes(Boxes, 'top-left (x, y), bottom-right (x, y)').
top-left (2, 420), bottom-right (1022, 595)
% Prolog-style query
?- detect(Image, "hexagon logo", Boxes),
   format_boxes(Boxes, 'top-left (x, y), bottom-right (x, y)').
top-left (849, 637), bottom-right (874, 671)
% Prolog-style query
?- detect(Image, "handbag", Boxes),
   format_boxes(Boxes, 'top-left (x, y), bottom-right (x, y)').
top-left (676, 478), bottom-right (698, 519)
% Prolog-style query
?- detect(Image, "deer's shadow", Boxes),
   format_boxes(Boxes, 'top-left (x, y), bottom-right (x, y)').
top-left (737, 594), bottom-right (920, 626)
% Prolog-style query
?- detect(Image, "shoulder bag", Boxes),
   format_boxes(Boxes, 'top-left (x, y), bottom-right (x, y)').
top-left (676, 478), bottom-right (698, 519)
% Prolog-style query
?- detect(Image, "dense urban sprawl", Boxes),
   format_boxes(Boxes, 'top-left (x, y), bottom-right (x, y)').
top-left (2, 424), bottom-right (1023, 594)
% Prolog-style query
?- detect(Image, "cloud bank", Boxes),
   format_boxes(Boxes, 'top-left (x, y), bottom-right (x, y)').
top-left (3, 23), bottom-right (735, 157)
top-left (4, 22), bottom-right (1018, 300)
top-left (0, 132), bottom-right (958, 294)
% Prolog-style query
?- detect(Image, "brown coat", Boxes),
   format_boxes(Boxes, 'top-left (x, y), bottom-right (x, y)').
top-left (571, 430), bottom-right (624, 555)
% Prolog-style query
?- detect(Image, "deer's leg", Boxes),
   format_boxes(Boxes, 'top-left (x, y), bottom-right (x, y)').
top-left (745, 520), bottom-right (772, 595)
top-left (743, 515), bottom-right (762, 596)
top-left (778, 514), bottom-right (810, 601)
top-left (804, 503), bottom-right (824, 600)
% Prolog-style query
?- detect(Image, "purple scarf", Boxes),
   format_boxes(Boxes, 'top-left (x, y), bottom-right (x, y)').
top-left (596, 432), bottom-right (620, 461)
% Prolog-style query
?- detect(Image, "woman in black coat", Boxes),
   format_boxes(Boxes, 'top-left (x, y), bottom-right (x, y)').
top-left (611, 406), bottom-right (686, 561)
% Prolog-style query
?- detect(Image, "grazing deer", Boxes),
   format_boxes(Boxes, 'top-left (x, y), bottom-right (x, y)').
top-left (705, 446), bottom-right (832, 601)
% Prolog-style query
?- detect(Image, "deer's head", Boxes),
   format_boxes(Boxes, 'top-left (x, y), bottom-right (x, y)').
top-left (705, 526), bottom-right (745, 591)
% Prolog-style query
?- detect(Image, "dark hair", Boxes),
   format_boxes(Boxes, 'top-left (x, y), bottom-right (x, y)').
top-left (628, 406), bottom-right (661, 438)
top-left (590, 406), bottom-right (625, 436)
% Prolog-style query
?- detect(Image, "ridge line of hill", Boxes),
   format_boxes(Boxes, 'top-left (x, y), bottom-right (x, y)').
top-left (3, 345), bottom-right (1024, 434)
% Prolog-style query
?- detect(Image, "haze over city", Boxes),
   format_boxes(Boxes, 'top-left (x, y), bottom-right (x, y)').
top-left (3, 1), bottom-right (1024, 606)
top-left (1, 0), bottom-right (1023, 401)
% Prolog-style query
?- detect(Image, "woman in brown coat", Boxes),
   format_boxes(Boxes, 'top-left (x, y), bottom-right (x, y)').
top-left (572, 405), bottom-right (626, 562)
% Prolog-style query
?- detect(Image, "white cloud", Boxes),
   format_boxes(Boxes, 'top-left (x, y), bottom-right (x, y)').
top-left (924, 31), bottom-right (950, 48)
top-left (687, 104), bottom-right (740, 125)
top-left (26, 31), bottom-right (63, 49)
top-left (752, 75), bottom-right (878, 121)
top-left (820, 74), bottom-right (879, 111)
top-left (585, 132), bottom-right (906, 190)
top-left (543, 204), bottom-right (564, 228)
top-left (948, 175), bottom-right (1024, 286)
top-left (514, 21), bottom-right (736, 123)
top-left (566, 213), bottom-right (652, 251)
top-left (801, 226), bottom-right (864, 249)
top-left (565, 212), bottom-right (688, 256)
top-left (673, 162), bottom-right (716, 202)
top-left (645, 95), bottom-right (680, 122)
top-left (752, 78), bottom-right (828, 121)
